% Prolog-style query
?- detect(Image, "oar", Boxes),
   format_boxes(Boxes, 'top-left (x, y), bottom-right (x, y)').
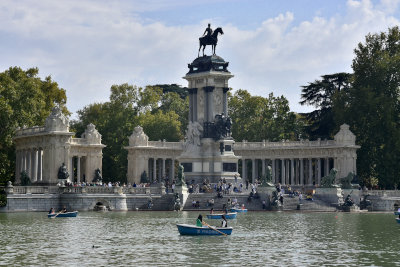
top-left (51, 211), bottom-right (62, 219)
top-left (203, 222), bottom-right (227, 236)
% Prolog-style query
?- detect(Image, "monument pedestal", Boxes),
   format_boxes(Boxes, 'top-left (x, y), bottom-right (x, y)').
top-left (315, 187), bottom-right (343, 206)
top-left (179, 55), bottom-right (241, 184)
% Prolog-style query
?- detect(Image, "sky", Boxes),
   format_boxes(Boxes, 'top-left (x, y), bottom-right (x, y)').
top-left (1, 0), bottom-right (400, 119)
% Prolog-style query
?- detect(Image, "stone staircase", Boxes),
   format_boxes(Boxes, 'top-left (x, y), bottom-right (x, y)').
top-left (281, 194), bottom-right (337, 211)
top-left (138, 194), bottom-right (176, 211)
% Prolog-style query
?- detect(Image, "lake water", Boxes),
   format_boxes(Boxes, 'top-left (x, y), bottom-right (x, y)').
top-left (0, 211), bottom-right (399, 266)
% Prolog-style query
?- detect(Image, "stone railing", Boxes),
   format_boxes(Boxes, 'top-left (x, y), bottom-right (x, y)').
top-left (235, 139), bottom-right (337, 150)
top-left (70, 138), bottom-right (88, 145)
top-left (61, 186), bottom-right (163, 195)
top-left (8, 186), bottom-right (59, 194)
top-left (147, 141), bottom-right (183, 149)
top-left (363, 190), bottom-right (400, 197)
top-left (15, 126), bottom-right (46, 136)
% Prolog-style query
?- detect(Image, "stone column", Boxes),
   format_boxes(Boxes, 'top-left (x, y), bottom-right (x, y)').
top-left (242, 159), bottom-right (247, 182)
top-left (325, 157), bottom-right (329, 176)
top-left (32, 149), bottom-right (38, 182)
top-left (261, 159), bottom-right (266, 177)
top-left (281, 159), bottom-right (285, 185)
top-left (26, 149), bottom-right (31, 179)
top-left (204, 86), bottom-right (214, 121)
top-left (271, 159), bottom-right (276, 184)
top-left (158, 159), bottom-right (162, 180)
top-left (162, 158), bottom-right (166, 178)
top-left (193, 88), bottom-right (198, 121)
top-left (153, 158), bottom-right (157, 181)
top-left (308, 158), bottom-right (312, 185)
top-left (290, 158), bottom-right (294, 185)
top-left (317, 158), bottom-right (322, 185)
top-left (77, 156), bottom-right (81, 183)
top-left (188, 89), bottom-right (193, 122)
top-left (171, 159), bottom-right (175, 180)
top-left (252, 158), bottom-right (256, 183)
top-left (223, 87), bottom-right (229, 115)
top-left (69, 156), bottom-right (73, 183)
top-left (300, 158), bottom-right (304, 185)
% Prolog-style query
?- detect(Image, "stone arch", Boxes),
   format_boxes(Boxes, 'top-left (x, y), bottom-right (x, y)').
top-left (90, 198), bottom-right (112, 211)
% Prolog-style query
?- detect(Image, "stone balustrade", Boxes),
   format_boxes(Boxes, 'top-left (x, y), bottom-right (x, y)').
top-left (5, 186), bottom-right (163, 195)
top-left (235, 139), bottom-right (336, 149)
top-left (147, 141), bottom-right (183, 148)
top-left (15, 126), bottom-right (46, 136)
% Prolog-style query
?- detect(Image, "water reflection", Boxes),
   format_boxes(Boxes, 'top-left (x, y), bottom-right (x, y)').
top-left (0, 211), bottom-right (399, 266)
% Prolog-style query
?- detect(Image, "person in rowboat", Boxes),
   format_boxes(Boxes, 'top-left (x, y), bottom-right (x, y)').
top-left (221, 215), bottom-right (228, 227)
top-left (196, 214), bottom-right (205, 227)
top-left (48, 208), bottom-right (55, 214)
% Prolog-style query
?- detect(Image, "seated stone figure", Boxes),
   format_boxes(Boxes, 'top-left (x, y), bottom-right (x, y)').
top-left (320, 168), bottom-right (338, 188)
top-left (58, 163), bottom-right (69, 180)
top-left (340, 172), bottom-right (354, 189)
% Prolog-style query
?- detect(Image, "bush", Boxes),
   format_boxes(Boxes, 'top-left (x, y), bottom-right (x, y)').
top-left (0, 190), bottom-right (6, 207)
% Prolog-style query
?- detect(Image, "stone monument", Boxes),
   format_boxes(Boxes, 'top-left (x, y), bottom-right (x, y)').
top-left (178, 26), bottom-right (241, 184)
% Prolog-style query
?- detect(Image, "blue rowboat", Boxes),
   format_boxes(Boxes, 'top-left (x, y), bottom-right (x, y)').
top-left (176, 224), bottom-right (232, 235)
top-left (230, 208), bottom-right (247, 213)
top-left (394, 211), bottom-right (400, 215)
top-left (48, 211), bottom-right (78, 218)
top-left (206, 212), bottom-right (237, 220)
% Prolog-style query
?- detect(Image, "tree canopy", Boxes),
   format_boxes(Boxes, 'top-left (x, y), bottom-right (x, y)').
top-left (0, 67), bottom-right (68, 186)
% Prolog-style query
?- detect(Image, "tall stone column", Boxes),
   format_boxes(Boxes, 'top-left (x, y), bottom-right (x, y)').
top-left (171, 159), bottom-right (175, 180)
top-left (261, 159), bottom-right (266, 177)
top-left (193, 88), bottom-right (198, 121)
top-left (204, 86), bottom-right (214, 121)
top-left (252, 158), bottom-right (256, 183)
top-left (325, 157), bottom-right (329, 176)
top-left (77, 156), bottom-right (81, 183)
top-left (281, 159), bottom-right (285, 185)
top-left (317, 158), bottom-right (322, 185)
top-left (26, 149), bottom-right (31, 179)
top-left (242, 159), bottom-right (247, 182)
top-left (153, 158), bottom-right (157, 181)
top-left (290, 158), bottom-right (294, 185)
top-left (271, 159), bottom-right (276, 184)
top-left (188, 89), bottom-right (193, 122)
top-left (69, 156), bottom-right (73, 183)
top-left (158, 159), bottom-right (162, 179)
top-left (300, 158), bottom-right (304, 185)
top-left (223, 87), bottom-right (229, 115)
top-left (308, 158), bottom-right (312, 185)
top-left (162, 158), bottom-right (166, 178)
top-left (32, 149), bottom-right (38, 182)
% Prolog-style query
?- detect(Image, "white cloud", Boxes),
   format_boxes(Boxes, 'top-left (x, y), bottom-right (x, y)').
top-left (0, 0), bottom-right (399, 118)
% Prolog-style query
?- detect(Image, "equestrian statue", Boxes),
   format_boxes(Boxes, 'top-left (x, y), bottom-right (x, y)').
top-left (198, 23), bottom-right (224, 57)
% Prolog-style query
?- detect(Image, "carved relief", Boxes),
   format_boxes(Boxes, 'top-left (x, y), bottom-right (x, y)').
top-left (129, 126), bottom-right (149, 147)
top-left (82, 123), bottom-right (102, 144)
top-left (45, 106), bottom-right (69, 132)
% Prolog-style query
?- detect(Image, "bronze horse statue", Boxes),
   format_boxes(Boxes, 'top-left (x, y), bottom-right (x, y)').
top-left (198, 27), bottom-right (224, 57)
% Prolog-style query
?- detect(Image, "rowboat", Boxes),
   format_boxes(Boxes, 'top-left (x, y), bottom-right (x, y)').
top-left (396, 218), bottom-right (400, 224)
top-left (230, 208), bottom-right (247, 213)
top-left (206, 212), bottom-right (237, 219)
top-left (176, 224), bottom-right (232, 235)
top-left (48, 211), bottom-right (78, 218)
top-left (394, 211), bottom-right (400, 215)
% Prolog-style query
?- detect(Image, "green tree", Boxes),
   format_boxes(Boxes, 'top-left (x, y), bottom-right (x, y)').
top-left (0, 67), bottom-right (68, 186)
top-left (229, 89), bottom-right (304, 142)
top-left (300, 73), bottom-right (352, 139)
top-left (138, 110), bottom-right (183, 141)
top-left (335, 26), bottom-right (400, 189)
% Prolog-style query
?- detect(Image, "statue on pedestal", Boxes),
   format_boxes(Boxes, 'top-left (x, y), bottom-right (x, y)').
top-left (176, 165), bottom-right (185, 186)
top-left (57, 163), bottom-right (69, 180)
top-left (340, 172), bottom-right (355, 189)
top-left (260, 166), bottom-right (274, 187)
top-left (320, 168), bottom-right (338, 188)
top-left (198, 24), bottom-right (224, 57)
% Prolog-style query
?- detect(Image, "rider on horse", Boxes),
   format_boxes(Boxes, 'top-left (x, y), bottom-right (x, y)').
top-left (203, 23), bottom-right (213, 42)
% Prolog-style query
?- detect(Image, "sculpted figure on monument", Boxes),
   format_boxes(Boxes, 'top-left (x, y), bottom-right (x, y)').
top-left (261, 166), bottom-right (274, 187)
top-left (176, 165), bottom-right (185, 186)
top-left (58, 163), bottom-right (69, 180)
top-left (320, 168), bottom-right (338, 188)
top-left (198, 23), bottom-right (224, 57)
top-left (184, 121), bottom-right (203, 151)
top-left (129, 126), bottom-right (149, 147)
top-left (340, 172), bottom-right (355, 189)
top-left (93, 168), bottom-right (102, 183)
top-left (213, 113), bottom-right (232, 140)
